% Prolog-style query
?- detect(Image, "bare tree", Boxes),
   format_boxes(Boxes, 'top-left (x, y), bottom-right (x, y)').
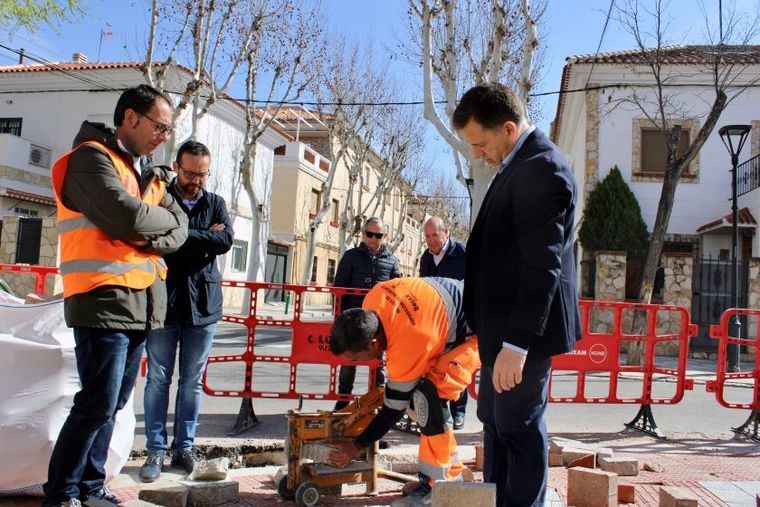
top-left (406, 0), bottom-right (546, 216)
top-left (298, 38), bottom-right (392, 284)
top-left (141, 0), bottom-right (260, 163)
top-left (607, 0), bottom-right (760, 364)
top-left (238, 0), bottom-right (322, 283)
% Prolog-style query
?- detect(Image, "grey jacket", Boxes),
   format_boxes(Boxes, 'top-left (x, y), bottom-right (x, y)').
top-left (60, 121), bottom-right (188, 330)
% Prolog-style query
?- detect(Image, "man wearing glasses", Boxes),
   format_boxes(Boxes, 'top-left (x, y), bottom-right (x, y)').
top-left (139, 141), bottom-right (233, 482)
top-left (333, 217), bottom-right (401, 410)
top-left (44, 85), bottom-right (188, 507)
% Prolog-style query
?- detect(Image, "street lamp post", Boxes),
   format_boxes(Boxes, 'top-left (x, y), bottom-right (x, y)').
top-left (718, 125), bottom-right (751, 373)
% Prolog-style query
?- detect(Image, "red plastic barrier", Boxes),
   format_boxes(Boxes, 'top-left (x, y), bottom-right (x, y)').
top-left (202, 280), bottom-right (379, 401)
top-left (470, 299), bottom-right (696, 404)
top-left (0, 263), bottom-right (59, 296)
top-left (706, 308), bottom-right (760, 409)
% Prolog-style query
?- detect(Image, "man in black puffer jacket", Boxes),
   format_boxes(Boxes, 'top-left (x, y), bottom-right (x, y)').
top-left (333, 217), bottom-right (401, 410)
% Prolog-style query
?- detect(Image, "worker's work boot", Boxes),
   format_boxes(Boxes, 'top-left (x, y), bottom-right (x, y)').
top-left (391, 481), bottom-right (432, 506)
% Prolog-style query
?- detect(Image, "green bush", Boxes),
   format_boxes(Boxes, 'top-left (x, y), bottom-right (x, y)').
top-left (578, 166), bottom-right (649, 253)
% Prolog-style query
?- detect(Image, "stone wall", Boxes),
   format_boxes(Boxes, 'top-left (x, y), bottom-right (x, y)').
top-left (0, 216), bottom-right (60, 296)
top-left (584, 90), bottom-right (599, 200)
top-left (748, 258), bottom-right (760, 348)
top-left (656, 253), bottom-right (693, 355)
top-left (590, 251), bottom-right (626, 334)
top-left (594, 251), bottom-right (626, 302)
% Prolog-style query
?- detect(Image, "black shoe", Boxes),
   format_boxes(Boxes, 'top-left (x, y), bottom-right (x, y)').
top-left (82, 486), bottom-right (121, 507)
top-left (172, 448), bottom-right (198, 474)
top-left (139, 450), bottom-right (165, 483)
top-left (453, 415), bottom-right (465, 430)
top-left (333, 400), bottom-right (350, 411)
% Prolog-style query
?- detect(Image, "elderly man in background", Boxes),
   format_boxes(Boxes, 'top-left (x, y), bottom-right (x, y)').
top-left (418, 216), bottom-right (468, 429)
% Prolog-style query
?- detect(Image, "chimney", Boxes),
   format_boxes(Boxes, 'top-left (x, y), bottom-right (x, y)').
top-left (18, 48), bottom-right (24, 64)
top-left (72, 52), bottom-right (88, 64)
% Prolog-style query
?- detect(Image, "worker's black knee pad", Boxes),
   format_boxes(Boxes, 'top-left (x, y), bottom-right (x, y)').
top-left (407, 378), bottom-right (448, 436)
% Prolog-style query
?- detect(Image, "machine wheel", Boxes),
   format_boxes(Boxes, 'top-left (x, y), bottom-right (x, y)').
top-left (277, 475), bottom-right (294, 500)
top-left (295, 481), bottom-right (321, 507)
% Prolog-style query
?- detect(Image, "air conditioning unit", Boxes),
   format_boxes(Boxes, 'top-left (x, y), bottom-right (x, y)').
top-left (29, 144), bottom-right (52, 168)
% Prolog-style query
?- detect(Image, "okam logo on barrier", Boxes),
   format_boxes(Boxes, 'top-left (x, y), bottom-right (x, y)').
top-left (565, 343), bottom-right (608, 364)
top-left (307, 334), bottom-right (331, 352)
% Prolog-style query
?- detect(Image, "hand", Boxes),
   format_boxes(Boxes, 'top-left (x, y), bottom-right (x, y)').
top-left (492, 347), bottom-right (526, 393)
top-left (130, 239), bottom-right (149, 247)
top-left (327, 440), bottom-right (360, 468)
top-left (209, 223), bottom-right (225, 231)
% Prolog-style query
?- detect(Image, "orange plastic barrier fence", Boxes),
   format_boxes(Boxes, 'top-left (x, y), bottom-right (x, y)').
top-left (202, 280), bottom-right (380, 402)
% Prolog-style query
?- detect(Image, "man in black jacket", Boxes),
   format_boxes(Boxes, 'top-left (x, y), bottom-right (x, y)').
top-left (333, 217), bottom-right (401, 410)
top-left (139, 141), bottom-right (233, 482)
top-left (418, 216), bottom-right (468, 429)
top-left (454, 84), bottom-right (580, 507)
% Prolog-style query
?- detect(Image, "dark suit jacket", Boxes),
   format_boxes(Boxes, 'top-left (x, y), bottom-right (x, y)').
top-left (464, 129), bottom-right (581, 367)
top-left (418, 239), bottom-right (466, 280)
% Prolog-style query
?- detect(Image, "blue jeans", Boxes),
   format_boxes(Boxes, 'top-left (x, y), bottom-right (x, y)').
top-left (144, 323), bottom-right (216, 452)
top-left (477, 359), bottom-right (552, 507)
top-left (43, 327), bottom-right (146, 504)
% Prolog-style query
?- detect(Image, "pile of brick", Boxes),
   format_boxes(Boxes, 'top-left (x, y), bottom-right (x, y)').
top-left (549, 437), bottom-right (699, 507)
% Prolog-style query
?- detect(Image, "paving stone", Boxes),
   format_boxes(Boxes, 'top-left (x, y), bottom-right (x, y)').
top-left (187, 457), bottom-right (230, 481)
top-left (568, 454), bottom-right (596, 469)
top-left (618, 484), bottom-right (636, 503)
top-left (186, 480), bottom-right (239, 506)
top-left (475, 444), bottom-right (484, 471)
top-left (138, 484), bottom-right (189, 507)
top-left (549, 453), bottom-right (564, 467)
top-left (659, 486), bottom-right (699, 507)
top-left (700, 481), bottom-right (757, 505)
top-left (431, 481), bottom-right (496, 507)
top-left (643, 462), bottom-right (664, 472)
top-left (563, 448), bottom-right (595, 466)
top-left (599, 456), bottom-right (639, 476)
top-left (567, 467), bottom-right (618, 507)
top-left (123, 501), bottom-right (161, 507)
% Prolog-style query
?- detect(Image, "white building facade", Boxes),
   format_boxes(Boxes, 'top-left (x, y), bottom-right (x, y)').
top-left (0, 59), bottom-right (290, 285)
top-left (552, 46), bottom-right (760, 263)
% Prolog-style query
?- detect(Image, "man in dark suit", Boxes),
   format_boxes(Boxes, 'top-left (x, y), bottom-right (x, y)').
top-left (454, 83), bottom-right (581, 507)
top-left (418, 216), bottom-right (468, 429)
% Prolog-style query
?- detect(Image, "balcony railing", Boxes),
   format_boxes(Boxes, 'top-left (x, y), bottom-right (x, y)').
top-left (737, 153), bottom-right (760, 197)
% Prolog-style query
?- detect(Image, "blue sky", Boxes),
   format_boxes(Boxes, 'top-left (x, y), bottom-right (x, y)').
top-left (1, 0), bottom-right (758, 183)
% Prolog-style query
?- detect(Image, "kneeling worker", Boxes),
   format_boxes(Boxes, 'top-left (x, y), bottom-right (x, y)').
top-left (328, 277), bottom-right (479, 506)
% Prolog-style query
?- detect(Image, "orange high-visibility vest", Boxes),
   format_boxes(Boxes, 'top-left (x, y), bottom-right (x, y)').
top-left (52, 140), bottom-right (167, 298)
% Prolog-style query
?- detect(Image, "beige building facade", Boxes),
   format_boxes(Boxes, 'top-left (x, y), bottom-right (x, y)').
top-left (267, 107), bottom-right (422, 294)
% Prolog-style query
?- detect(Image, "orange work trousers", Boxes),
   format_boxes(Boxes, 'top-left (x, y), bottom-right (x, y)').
top-left (417, 337), bottom-right (480, 483)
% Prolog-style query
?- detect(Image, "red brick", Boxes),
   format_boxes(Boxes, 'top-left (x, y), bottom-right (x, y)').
top-left (567, 467), bottom-right (617, 507)
top-left (618, 484), bottom-right (636, 504)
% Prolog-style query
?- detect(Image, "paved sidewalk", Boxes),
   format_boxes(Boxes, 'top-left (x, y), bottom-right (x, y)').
top-left (3, 434), bottom-right (759, 506)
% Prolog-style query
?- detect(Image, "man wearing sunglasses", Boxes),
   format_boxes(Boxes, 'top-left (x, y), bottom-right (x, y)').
top-left (44, 85), bottom-right (188, 507)
top-left (139, 141), bottom-right (233, 482)
top-left (333, 217), bottom-right (401, 410)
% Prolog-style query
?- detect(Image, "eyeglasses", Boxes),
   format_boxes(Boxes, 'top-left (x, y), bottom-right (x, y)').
top-left (178, 166), bottom-right (210, 180)
top-left (137, 111), bottom-right (174, 137)
top-left (364, 231), bottom-right (385, 239)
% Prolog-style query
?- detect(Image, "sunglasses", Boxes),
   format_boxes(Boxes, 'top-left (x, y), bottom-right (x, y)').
top-left (364, 231), bottom-right (385, 239)
top-left (137, 111), bottom-right (174, 137)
